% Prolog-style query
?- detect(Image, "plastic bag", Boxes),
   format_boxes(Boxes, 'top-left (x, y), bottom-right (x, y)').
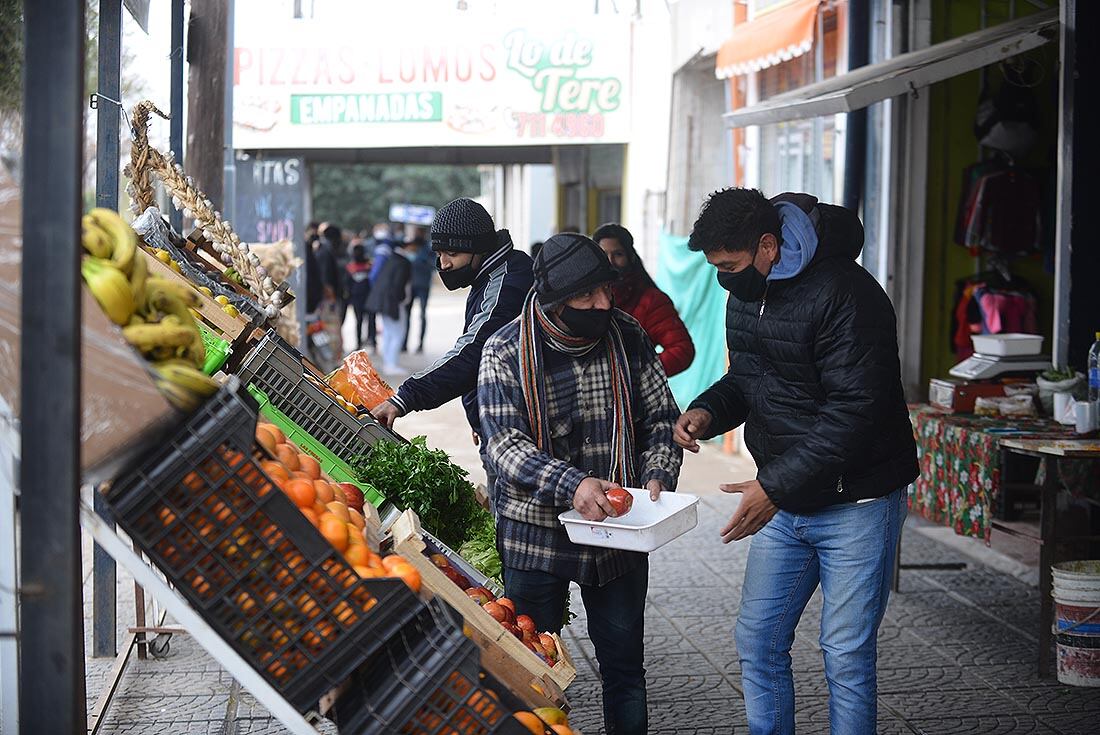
top-left (333, 350), bottom-right (395, 409)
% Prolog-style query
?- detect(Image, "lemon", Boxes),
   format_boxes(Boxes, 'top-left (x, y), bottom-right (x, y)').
top-left (155, 249), bottom-right (171, 264)
top-left (222, 304), bottom-right (240, 318)
top-left (198, 286), bottom-right (213, 298)
top-left (214, 295), bottom-right (230, 306)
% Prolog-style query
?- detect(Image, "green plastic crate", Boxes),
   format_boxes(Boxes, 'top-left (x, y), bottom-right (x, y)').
top-left (198, 323), bottom-right (231, 376)
top-left (248, 385), bottom-right (386, 508)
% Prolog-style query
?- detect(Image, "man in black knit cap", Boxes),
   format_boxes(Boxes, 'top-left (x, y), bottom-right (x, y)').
top-left (478, 233), bottom-right (682, 735)
top-left (371, 198), bottom-right (534, 489)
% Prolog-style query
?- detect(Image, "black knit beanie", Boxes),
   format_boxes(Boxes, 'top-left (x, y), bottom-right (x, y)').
top-left (430, 198), bottom-right (498, 254)
top-left (534, 233), bottom-right (619, 307)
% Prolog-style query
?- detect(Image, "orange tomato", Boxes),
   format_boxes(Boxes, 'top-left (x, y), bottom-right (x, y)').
top-left (319, 513), bottom-right (348, 553)
top-left (389, 562), bottom-right (421, 594)
top-left (260, 460), bottom-right (290, 483)
top-left (344, 544), bottom-right (370, 568)
top-left (550, 726), bottom-right (574, 735)
top-left (298, 454), bottom-right (321, 480)
top-left (513, 713), bottom-right (544, 735)
top-left (353, 565), bottom-right (384, 578)
top-left (290, 470), bottom-right (312, 481)
top-left (380, 554), bottom-right (407, 573)
top-left (276, 445), bottom-right (300, 471)
top-left (284, 478), bottom-right (317, 509)
top-left (255, 426), bottom-right (278, 454)
top-left (313, 479), bottom-right (335, 504)
top-left (299, 507), bottom-right (320, 528)
top-left (266, 424), bottom-right (286, 444)
top-left (325, 501), bottom-right (350, 523)
top-left (346, 523), bottom-right (365, 546)
top-left (348, 508), bottom-right (366, 530)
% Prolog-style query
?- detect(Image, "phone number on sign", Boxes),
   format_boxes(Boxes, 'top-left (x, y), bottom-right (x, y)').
top-left (513, 112), bottom-right (605, 139)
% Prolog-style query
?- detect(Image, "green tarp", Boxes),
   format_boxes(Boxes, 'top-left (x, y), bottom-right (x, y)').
top-left (653, 231), bottom-right (729, 411)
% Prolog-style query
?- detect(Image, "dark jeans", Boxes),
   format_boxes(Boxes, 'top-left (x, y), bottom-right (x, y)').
top-left (402, 289), bottom-right (429, 352)
top-left (503, 560), bottom-right (649, 735)
top-left (351, 302), bottom-right (370, 350)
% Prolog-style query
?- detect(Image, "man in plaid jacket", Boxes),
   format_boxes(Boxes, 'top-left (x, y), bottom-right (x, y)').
top-left (478, 233), bottom-right (683, 735)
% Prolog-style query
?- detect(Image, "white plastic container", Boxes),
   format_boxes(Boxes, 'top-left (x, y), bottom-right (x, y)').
top-left (971, 333), bottom-right (1044, 356)
top-left (558, 488), bottom-right (699, 552)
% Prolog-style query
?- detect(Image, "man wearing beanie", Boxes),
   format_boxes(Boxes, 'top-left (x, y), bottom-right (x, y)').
top-left (371, 200), bottom-right (533, 469)
top-left (478, 233), bottom-right (683, 735)
top-left (675, 189), bottom-right (917, 735)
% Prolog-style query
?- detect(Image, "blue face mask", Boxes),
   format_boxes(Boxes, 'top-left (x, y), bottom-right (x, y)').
top-left (716, 245), bottom-right (768, 302)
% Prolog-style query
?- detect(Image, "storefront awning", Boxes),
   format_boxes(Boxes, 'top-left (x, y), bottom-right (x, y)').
top-left (715, 0), bottom-right (820, 80)
top-left (723, 8), bottom-right (1059, 128)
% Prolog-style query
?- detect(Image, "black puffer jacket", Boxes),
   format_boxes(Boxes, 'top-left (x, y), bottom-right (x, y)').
top-left (689, 194), bottom-right (918, 512)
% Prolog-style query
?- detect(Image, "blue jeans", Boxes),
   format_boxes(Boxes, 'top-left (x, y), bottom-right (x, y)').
top-left (504, 561), bottom-right (649, 735)
top-left (736, 488), bottom-right (907, 735)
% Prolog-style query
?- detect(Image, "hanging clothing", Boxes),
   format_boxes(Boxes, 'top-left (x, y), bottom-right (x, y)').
top-left (954, 162), bottom-right (1042, 257)
top-left (951, 277), bottom-right (1039, 359)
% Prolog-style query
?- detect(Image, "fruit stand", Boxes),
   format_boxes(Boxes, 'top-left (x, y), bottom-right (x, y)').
top-left (57, 102), bottom-right (581, 733)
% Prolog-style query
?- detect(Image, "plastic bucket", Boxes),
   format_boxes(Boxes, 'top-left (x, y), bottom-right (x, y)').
top-left (1052, 561), bottom-right (1100, 686)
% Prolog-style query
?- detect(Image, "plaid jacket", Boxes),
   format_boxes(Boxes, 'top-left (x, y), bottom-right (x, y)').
top-left (477, 311), bottom-right (683, 586)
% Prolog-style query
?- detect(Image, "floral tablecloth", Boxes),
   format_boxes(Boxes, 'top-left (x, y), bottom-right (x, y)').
top-left (908, 406), bottom-right (1073, 543)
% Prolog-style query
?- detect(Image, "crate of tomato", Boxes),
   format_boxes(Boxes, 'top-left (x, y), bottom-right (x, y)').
top-left (389, 511), bottom-right (576, 710)
top-left (103, 378), bottom-right (423, 711)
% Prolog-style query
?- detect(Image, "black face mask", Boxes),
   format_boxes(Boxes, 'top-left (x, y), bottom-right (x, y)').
top-left (716, 250), bottom-right (768, 303)
top-left (436, 256), bottom-right (477, 290)
top-left (559, 306), bottom-right (613, 339)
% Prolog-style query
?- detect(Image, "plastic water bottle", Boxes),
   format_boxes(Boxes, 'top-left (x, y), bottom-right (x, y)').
top-left (1090, 331), bottom-right (1100, 405)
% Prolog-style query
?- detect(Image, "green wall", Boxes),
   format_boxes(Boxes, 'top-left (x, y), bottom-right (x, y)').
top-left (919, 0), bottom-right (1059, 386)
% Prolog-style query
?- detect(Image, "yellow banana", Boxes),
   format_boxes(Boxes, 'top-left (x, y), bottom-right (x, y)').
top-left (89, 207), bottom-right (136, 276)
top-left (154, 377), bottom-right (203, 412)
top-left (122, 322), bottom-right (197, 352)
top-left (129, 247), bottom-right (148, 305)
top-left (152, 361), bottom-right (220, 397)
top-left (82, 256), bottom-right (135, 326)
top-left (145, 277), bottom-right (200, 307)
top-left (81, 216), bottom-right (114, 259)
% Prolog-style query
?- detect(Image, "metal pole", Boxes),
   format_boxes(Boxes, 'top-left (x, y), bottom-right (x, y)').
top-left (842, 0), bottom-right (869, 212)
top-left (223, 0), bottom-right (237, 224)
top-left (20, 0), bottom-right (87, 731)
top-left (170, 0), bottom-right (185, 234)
top-left (92, 0), bottom-right (123, 660)
top-left (1052, 0), bottom-right (1074, 369)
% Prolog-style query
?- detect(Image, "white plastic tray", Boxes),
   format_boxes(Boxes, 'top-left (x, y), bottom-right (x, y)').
top-left (971, 333), bottom-right (1044, 356)
top-left (558, 488), bottom-right (699, 552)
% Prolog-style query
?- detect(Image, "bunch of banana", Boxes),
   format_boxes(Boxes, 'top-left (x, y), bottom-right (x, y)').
top-left (150, 360), bottom-right (220, 412)
top-left (81, 208), bottom-right (219, 412)
top-left (81, 207), bottom-right (145, 325)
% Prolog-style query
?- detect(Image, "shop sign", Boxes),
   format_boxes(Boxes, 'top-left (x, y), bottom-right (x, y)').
top-left (232, 5), bottom-right (632, 149)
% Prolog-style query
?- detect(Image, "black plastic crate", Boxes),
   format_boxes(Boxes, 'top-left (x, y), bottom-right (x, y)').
top-left (330, 599), bottom-right (515, 735)
top-left (235, 332), bottom-right (403, 462)
top-left (104, 379), bottom-right (423, 711)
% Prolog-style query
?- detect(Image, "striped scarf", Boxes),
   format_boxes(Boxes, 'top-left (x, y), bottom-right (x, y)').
top-left (517, 290), bottom-right (637, 487)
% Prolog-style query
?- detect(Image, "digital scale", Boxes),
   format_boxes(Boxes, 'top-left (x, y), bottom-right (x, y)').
top-left (949, 352), bottom-right (1052, 381)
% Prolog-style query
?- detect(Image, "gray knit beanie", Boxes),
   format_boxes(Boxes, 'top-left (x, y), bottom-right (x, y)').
top-left (534, 233), bottom-right (619, 306)
top-left (430, 198), bottom-right (498, 254)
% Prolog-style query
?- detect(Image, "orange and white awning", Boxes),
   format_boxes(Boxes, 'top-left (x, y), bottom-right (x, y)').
top-left (715, 0), bottom-right (821, 80)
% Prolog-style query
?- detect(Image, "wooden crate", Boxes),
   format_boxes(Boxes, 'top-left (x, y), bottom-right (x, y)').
top-left (389, 511), bottom-right (576, 710)
top-left (182, 228), bottom-right (296, 310)
top-left (138, 247), bottom-right (263, 368)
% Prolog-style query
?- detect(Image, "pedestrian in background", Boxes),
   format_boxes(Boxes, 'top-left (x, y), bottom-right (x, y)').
top-left (675, 188), bottom-right (918, 735)
top-left (364, 223), bottom-right (395, 353)
top-left (530, 240), bottom-right (543, 260)
top-left (346, 243), bottom-right (373, 350)
top-left (365, 239), bottom-right (413, 375)
top-left (478, 233), bottom-right (682, 735)
top-left (403, 226), bottom-right (434, 354)
top-left (594, 222), bottom-right (695, 377)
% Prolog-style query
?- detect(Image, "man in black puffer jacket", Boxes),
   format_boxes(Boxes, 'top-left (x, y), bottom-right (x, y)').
top-left (675, 188), bottom-right (918, 735)
top-left (371, 198), bottom-right (534, 495)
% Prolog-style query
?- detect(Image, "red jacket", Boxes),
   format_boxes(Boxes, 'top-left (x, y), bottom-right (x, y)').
top-left (613, 274), bottom-right (695, 377)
